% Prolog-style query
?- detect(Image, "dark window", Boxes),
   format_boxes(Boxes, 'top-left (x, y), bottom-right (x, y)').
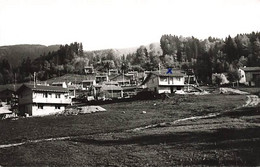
top-left (38, 104), bottom-right (43, 109)
top-left (55, 94), bottom-right (61, 98)
top-left (43, 92), bottom-right (48, 98)
top-left (55, 105), bottom-right (60, 109)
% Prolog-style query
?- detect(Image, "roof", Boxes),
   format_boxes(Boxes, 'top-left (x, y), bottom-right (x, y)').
top-left (101, 85), bottom-right (123, 91)
top-left (240, 67), bottom-right (260, 72)
top-left (52, 82), bottom-right (65, 85)
top-left (82, 80), bottom-right (95, 82)
top-left (0, 88), bottom-right (15, 93)
top-left (16, 84), bottom-right (69, 94)
top-left (110, 74), bottom-right (133, 81)
top-left (150, 69), bottom-right (186, 77)
top-left (103, 81), bottom-right (119, 85)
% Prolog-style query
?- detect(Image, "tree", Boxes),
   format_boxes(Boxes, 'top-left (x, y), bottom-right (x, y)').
top-left (227, 70), bottom-right (240, 87)
top-left (223, 36), bottom-right (238, 63)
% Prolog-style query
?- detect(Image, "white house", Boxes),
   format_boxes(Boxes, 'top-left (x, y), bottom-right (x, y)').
top-left (82, 80), bottom-right (96, 90)
top-left (142, 70), bottom-right (186, 94)
top-left (239, 67), bottom-right (260, 86)
top-left (16, 84), bottom-right (71, 116)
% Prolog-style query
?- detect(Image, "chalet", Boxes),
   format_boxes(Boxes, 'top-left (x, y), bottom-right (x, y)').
top-left (239, 67), bottom-right (260, 86)
top-left (16, 84), bottom-right (71, 116)
top-left (142, 70), bottom-right (186, 94)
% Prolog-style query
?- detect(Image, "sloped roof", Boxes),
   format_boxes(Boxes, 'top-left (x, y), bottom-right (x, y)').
top-left (82, 80), bottom-right (95, 82)
top-left (52, 82), bottom-right (65, 85)
top-left (240, 67), bottom-right (260, 72)
top-left (151, 69), bottom-right (186, 77)
top-left (110, 74), bottom-right (133, 81)
top-left (16, 84), bottom-right (69, 94)
top-left (101, 85), bottom-right (122, 91)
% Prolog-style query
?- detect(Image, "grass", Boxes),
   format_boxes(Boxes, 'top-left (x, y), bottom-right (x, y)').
top-left (1, 93), bottom-right (258, 166)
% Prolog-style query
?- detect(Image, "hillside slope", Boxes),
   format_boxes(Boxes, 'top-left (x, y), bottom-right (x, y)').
top-left (0, 44), bottom-right (60, 67)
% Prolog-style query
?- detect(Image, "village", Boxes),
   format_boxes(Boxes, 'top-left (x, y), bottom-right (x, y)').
top-left (0, 65), bottom-right (259, 118)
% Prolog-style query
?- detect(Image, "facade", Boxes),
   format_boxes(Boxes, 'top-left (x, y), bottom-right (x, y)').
top-left (82, 80), bottom-right (96, 90)
top-left (84, 66), bottom-right (94, 74)
top-left (95, 74), bottom-right (109, 84)
top-left (142, 70), bottom-right (186, 94)
top-left (108, 69), bottom-right (119, 76)
top-left (110, 74), bottom-right (131, 86)
top-left (239, 67), bottom-right (260, 86)
top-left (96, 84), bottom-right (123, 99)
top-left (16, 84), bottom-right (71, 116)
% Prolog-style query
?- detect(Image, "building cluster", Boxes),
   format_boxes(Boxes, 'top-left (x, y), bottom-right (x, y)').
top-left (0, 66), bottom-right (259, 117)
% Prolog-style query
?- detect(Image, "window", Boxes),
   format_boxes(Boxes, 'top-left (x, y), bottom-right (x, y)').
top-left (38, 104), bottom-right (44, 109)
top-left (55, 105), bottom-right (60, 109)
top-left (160, 77), bottom-right (167, 82)
top-left (55, 94), bottom-right (61, 98)
top-left (176, 77), bottom-right (181, 81)
top-left (48, 93), bottom-right (52, 98)
top-left (43, 92), bottom-right (48, 98)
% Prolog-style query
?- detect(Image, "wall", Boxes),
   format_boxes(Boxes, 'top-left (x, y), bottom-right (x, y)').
top-left (19, 88), bottom-right (33, 105)
top-left (32, 105), bottom-right (65, 116)
top-left (158, 76), bottom-right (185, 85)
top-left (32, 91), bottom-right (71, 104)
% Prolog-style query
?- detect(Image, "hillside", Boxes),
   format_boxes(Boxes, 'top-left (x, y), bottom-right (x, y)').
top-left (0, 44), bottom-right (60, 67)
top-left (84, 42), bottom-right (161, 58)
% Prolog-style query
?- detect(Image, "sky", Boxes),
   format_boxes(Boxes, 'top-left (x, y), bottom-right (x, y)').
top-left (0, 0), bottom-right (260, 51)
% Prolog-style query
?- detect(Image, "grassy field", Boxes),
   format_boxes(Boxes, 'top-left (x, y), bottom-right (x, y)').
top-left (0, 94), bottom-right (259, 166)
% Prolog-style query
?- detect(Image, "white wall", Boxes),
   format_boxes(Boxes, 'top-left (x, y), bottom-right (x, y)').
top-left (32, 105), bottom-right (65, 116)
top-left (32, 91), bottom-right (71, 104)
top-left (239, 69), bottom-right (247, 84)
top-left (158, 87), bottom-right (171, 94)
top-left (158, 76), bottom-right (184, 85)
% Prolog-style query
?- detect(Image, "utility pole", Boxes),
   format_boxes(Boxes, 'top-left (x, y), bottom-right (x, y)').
top-left (34, 72), bottom-right (36, 88)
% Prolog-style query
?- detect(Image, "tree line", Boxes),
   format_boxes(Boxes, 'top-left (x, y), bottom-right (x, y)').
top-left (0, 32), bottom-right (259, 85)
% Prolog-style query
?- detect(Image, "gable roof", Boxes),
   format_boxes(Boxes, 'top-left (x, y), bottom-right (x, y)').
top-left (150, 69), bottom-right (186, 77)
top-left (16, 84), bottom-right (69, 94)
top-left (240, 67), bottom-right (260, 72)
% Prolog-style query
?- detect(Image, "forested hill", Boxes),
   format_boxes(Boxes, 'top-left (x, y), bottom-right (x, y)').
top-left (0, 44), bottom-right (60, 67)
top-left (0, 32), bottom-right (259, 85)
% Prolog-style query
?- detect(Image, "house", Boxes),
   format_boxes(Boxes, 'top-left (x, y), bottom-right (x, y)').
top-left (84, 65), bottom-right (95, 74)
top-left (95, 73), bottom-right (109, 84)
top-left (212, 73), bottom-right (229, 85)
top-left (51, 82), bottom-right (67, 88)
top-left (239, 67), bottom-right (260, 86)
top-left (16, 84), bottom-right (71, 116)
top-left (110, 74), bottom-right (132, 86)
top-left (82, 80), bottom-right (96, 90)
top-left (94, 84), bottom-right (123, 99)
top-left (108, 69), bottom-right (118, 76)
top-left (141, 69), bottom-right (186, 94)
